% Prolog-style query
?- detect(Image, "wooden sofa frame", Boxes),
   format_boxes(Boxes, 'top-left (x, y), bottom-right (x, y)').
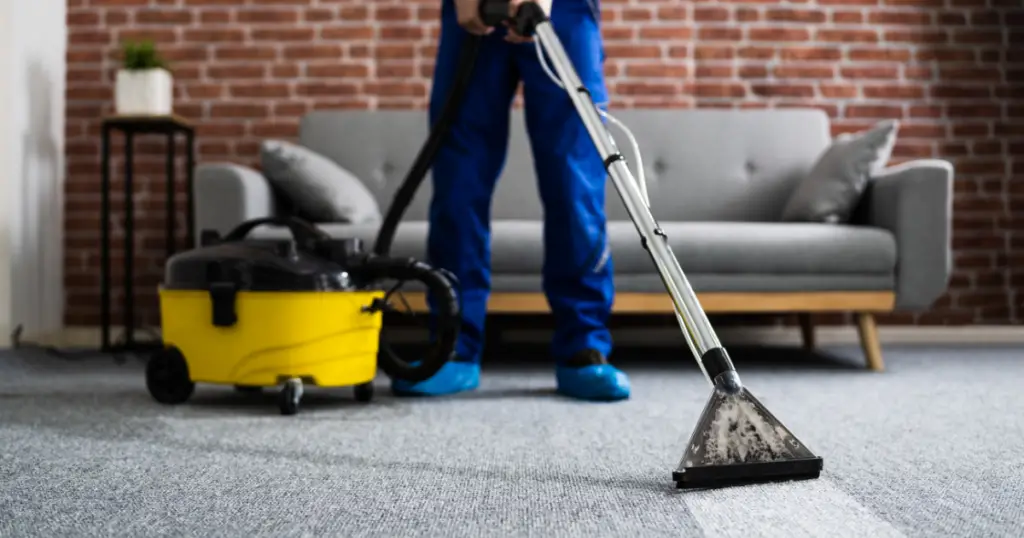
top-left (397, 291), bottom-right (891, 371)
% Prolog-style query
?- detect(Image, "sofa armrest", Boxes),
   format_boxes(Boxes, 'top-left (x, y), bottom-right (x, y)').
top-left (193, 163), bottom-right (276, 244)
top-left (860, 158), bottom-right (954, 310)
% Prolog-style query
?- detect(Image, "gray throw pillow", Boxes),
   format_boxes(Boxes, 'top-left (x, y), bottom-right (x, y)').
top-left (260, 139), bottom-right (382, 224)
top-left (781, 120), bottom-right (899, 224)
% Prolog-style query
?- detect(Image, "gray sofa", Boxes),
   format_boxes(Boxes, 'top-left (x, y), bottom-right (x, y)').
top-left (194, 108), bottom-right (954, 370)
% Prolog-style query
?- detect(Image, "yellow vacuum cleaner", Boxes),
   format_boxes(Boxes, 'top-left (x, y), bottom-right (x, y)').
top-left (145, 216), bottom-right (460, 415)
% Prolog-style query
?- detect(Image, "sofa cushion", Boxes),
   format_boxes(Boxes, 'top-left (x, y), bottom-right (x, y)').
top-left (602, 221), bottom-right (896, 276)
top-left (781, 120), bottom-right (899, 224)
top-left (250, 221), bottom-right (897, 277)
top-left (260, 139), bottom-right (382, 224)
top-left (488, 273), bottom-right (895, 294)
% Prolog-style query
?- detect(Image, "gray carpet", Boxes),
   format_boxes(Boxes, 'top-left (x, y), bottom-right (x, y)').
top-left (0, 344), bottom-right (1022, 537)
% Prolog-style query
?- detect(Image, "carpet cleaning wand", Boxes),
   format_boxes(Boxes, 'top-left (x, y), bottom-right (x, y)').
top-left (481, 0), bottom-right (824, 490)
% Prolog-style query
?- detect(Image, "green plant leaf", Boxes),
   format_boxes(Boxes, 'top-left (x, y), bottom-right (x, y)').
top-left (121, 39), bottom-right (169, 71)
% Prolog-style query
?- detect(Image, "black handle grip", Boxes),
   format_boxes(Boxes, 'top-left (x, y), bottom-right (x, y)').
top-left (478, 0), bottom-right (511, 27)
top-left (478, 0), bottom-right (547, 36)
top-left (221, 216), bottom-right (329, 247)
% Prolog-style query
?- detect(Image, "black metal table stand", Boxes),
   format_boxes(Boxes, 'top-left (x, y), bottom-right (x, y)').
top-left (99, 115), bottom-right (195, 354)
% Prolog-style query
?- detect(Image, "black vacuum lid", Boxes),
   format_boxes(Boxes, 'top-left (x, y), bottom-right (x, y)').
top-left (163, 239), bottom-right (352, 292)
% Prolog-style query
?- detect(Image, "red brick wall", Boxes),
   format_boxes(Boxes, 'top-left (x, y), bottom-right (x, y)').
top-left (65, 0), bottom-right (1021, 328)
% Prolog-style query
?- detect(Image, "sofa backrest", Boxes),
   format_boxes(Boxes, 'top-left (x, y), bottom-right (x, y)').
top-left (298, 108), bottom-right (832, 223)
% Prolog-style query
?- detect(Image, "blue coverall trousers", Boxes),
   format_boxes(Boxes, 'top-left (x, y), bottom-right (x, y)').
top-left (427, 0), bottom-right (613, 364)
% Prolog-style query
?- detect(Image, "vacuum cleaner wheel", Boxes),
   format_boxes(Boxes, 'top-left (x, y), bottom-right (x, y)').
top-left (145, 347), bottom-right (195, 405)
top-left (353, 382), bottom-right (374, 403)
top-left (278, 378), bottom-right (303, 416)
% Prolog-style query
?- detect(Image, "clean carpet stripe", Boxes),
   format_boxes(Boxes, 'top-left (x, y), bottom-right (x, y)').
top-left (683, 478), bottom-right (907, 538)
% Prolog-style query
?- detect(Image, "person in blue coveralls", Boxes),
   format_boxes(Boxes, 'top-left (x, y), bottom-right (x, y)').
top-left (390, 0), bottom-right (631, 401)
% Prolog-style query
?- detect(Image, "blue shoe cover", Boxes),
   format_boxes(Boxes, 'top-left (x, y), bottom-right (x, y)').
top-left (391, 361), bottom-right (480, 397)
top-left (556, 363), bottom-right (631, 401)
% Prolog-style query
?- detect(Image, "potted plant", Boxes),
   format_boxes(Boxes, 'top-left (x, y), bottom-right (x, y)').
top-left (115, 40), bottom-right (172, 116)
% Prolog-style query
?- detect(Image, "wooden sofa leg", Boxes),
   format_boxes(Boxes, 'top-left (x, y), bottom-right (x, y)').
top-left (797, 313), bottom-right (815, 351)
top-left (855, 313), bottom-right (885, 372)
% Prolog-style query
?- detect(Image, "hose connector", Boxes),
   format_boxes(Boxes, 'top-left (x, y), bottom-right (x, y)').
top-left (511, 2), bottom-right (549, 37)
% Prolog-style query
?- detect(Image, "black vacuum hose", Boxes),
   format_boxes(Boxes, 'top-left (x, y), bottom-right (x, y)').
top-left (353, 256), bottom-right (461, 383)
top-left (366, 27), bottom-right (486, 382)
top-left (372, 0), bottom-right (540, 253)
top-left (372, 35), bottom-right (483, 256)
top-left (367, 1), bottom-right (527, 382)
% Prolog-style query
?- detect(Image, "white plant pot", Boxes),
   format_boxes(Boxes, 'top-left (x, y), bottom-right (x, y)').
top-left (115, 68), bottom-right (173, 116)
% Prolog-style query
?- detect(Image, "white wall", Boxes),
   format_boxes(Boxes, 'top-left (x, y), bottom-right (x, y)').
top-left (0, 0), bottom-right (67, 347)
top-left (0, 0), bottom-right (11, 346)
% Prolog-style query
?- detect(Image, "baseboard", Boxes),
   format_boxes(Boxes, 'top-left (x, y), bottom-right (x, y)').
top-left (9, 324), bottom-right (1024, 351)
top-left (10, 325), bottom-right (162, 350)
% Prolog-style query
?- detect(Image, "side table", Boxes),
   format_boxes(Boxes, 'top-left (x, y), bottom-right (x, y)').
top-left (100, 115), bottom-right (196, 353)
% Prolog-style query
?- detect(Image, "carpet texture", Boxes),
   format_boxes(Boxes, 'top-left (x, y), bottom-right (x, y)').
top-left (0, 344), bottom-right (1021, 537)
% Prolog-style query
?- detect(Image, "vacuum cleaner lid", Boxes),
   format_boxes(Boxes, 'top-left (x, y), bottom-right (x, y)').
top-left (163, 239), bottom-right (354, 292)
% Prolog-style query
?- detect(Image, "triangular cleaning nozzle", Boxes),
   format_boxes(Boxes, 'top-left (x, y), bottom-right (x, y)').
top-left (673, 385), bottom-right (823, 489)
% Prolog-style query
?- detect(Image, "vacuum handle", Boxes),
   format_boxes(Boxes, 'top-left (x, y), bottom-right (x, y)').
top-left (221, 216), bottom-right (330, 247)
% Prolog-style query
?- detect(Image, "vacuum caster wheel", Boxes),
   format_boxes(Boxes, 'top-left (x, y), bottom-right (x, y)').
top-left (234, 385), bottom-right (263, 395)
top-left (279, 378), bottom-right (303, 416)
top-left (146, 347), bottom-right (195, 405)
top-left (354, 382), bottom-right (374, 403)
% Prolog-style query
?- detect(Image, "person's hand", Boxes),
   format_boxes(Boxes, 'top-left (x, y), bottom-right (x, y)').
top-left (455, 0), bottom-right (493, 36)
top-left (505, 0), bottom-right (552, 43)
